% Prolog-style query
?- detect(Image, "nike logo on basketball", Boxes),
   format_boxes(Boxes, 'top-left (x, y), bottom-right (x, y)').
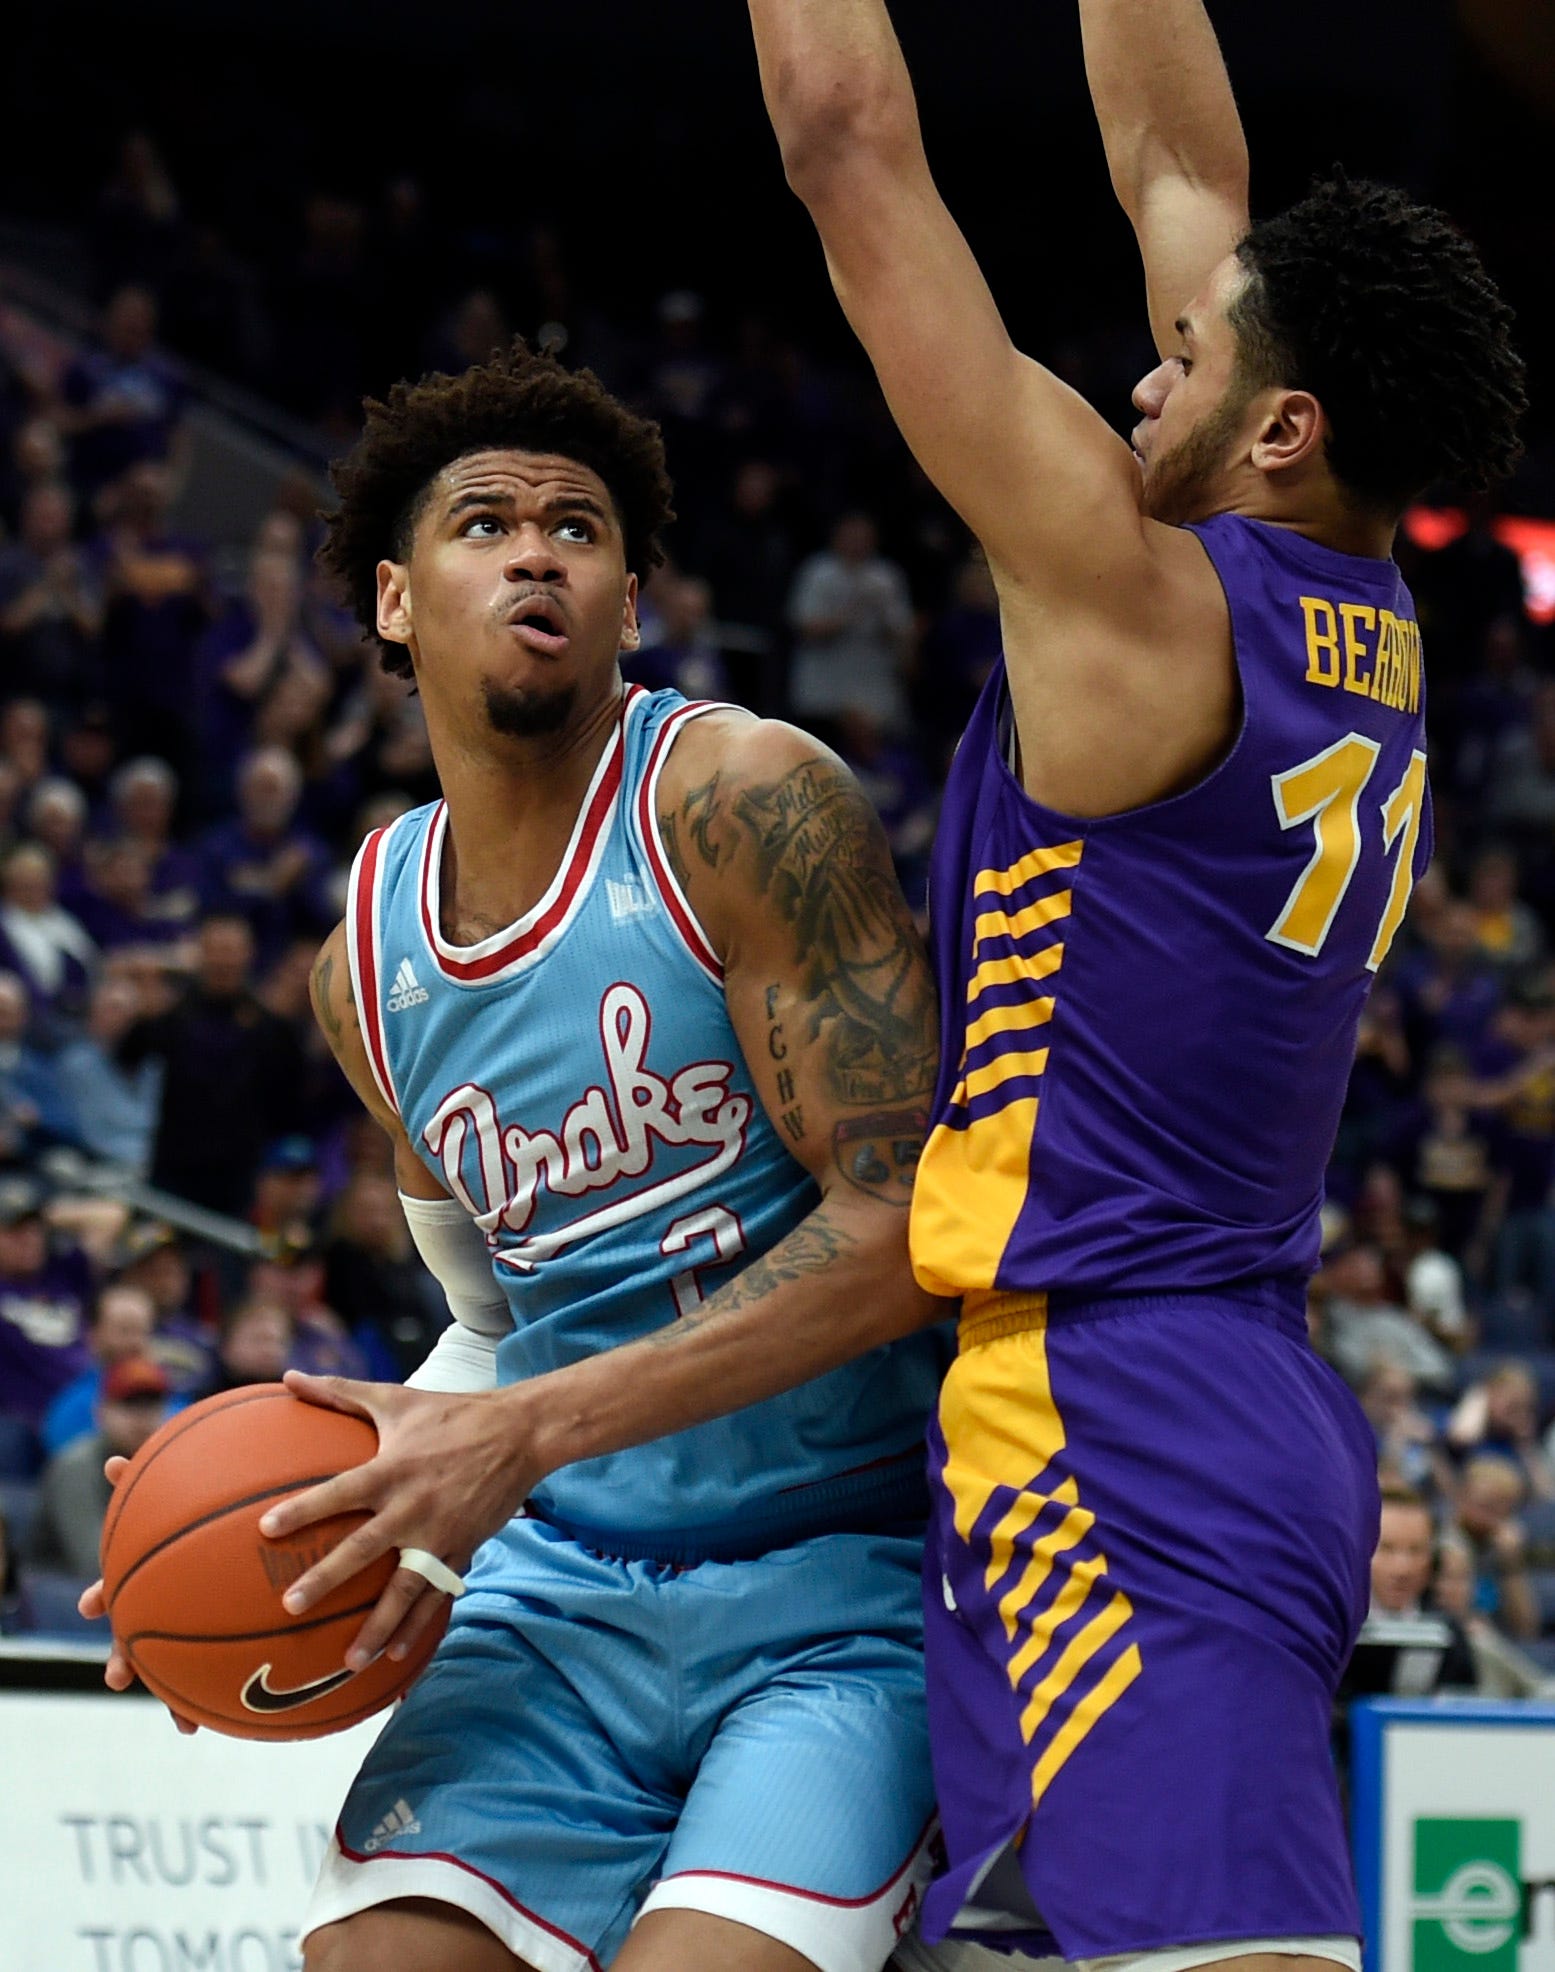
top-left (240, 1661), bottom-right (359, 1713)
top-left (387, 957), bottom-right (430, 1012)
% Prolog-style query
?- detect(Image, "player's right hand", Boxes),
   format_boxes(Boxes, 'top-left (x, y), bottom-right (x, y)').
top-left (80, 1455), bottom-right (199, 1734)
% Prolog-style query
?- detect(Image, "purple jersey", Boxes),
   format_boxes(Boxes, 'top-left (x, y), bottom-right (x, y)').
top-left (911, 514), bottom-right (1430, 1304)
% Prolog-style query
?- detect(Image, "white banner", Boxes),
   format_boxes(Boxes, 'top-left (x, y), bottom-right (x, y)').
top-left (1, 1690), bottom-right (385, 1972)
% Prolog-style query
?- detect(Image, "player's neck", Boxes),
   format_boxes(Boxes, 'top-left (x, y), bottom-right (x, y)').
top-left (1221, 475), bottom-right (1397, 561)
top-left (433, 685), bottom-right (625, 939)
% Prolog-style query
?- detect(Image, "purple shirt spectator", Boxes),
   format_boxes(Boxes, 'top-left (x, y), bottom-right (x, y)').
top-left (0, 1183), bottom-right (95, 1436)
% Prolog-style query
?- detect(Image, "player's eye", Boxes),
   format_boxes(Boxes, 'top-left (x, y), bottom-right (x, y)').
top-left (554, 517), bottom-right (594, 543)
top-left (460, 514), bottom-right (503, 538)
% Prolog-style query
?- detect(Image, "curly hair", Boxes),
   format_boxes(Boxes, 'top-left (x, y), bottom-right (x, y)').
top-left (1231, 173), bottom-right (1527, 516)
top-left (320, 340), bottom-right (675, 676)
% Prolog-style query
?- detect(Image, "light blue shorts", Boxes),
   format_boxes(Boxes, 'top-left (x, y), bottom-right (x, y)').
top-left (306, 1517), bottom-right (936, 1972)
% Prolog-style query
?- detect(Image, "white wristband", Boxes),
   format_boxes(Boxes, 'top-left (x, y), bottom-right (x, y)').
top-left (398, 1548), bottom-right (467, 1598)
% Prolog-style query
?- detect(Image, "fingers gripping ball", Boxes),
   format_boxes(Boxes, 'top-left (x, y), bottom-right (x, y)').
top-left (100, 1384), bottom-right (450, 1740)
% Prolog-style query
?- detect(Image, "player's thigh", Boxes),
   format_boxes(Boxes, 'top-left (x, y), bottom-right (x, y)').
top-left (306, 1896), bottom-right (538, 1972)
top-left (615, 1907), bottom-right (821, 1971)
top-left (643, 1621), bottom-right (936, 1971)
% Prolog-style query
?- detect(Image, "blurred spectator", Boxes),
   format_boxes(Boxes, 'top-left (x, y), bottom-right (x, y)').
top-left (1320, 1241), bottom-right (1458, 1393)
top-left (1395, 897), bottom-right (1503, 1061)
top-left (788, 512), bottom-right (914, 733)
top-left (203, 1295), bottom-right (294, 1395)
top-left (195, 546), bottom-right (327, 807)
top-left (1449, 1455), bottom-right (1541, 1641)
top-left (70, 839), bottom-right (185, 962)
top-left (1468, 846), bottom-right (1545, 980)
top-left (632, 571), bottom-right (728, 701)
top-left (1400, 1200), bottom-right (1472, 1357)
top-left (0, 482), bottom-right (104, 711)
top-left (52, 972), bottom-right (161, 1171)
top-left (1362, 1487), bottom-right (1477, 1689)
top-left (39, 1280), bottom-right (157, 1456)
top-left (694, 458), bottom-right (796, 650)
top-left (90, 460), bottom-right (208, 772)
top-left (245, 1252), bottom-right (368, 1381)
top-left (112, 1222), bottom-right (209, 1391)
top-left (0, 842), bottom-right (96, 1031)
top-left (108, 756), bottom-right (201, 933)
top-left (0, 697), bottom-right (50, 797)
top-left (0, 1178), bottom-right (95, 1466)
top-left (251, 1135), bottom-right (321, 1247)
top-left (323, 1170), bottom-right (448, 1381)
top-left (29, 1354), bottom-right (171, 1577)
top-left (1411, 1047), bottom-right (1497, 1261)
top-left (0, 969), bottom-right (78, 1161)
top-left (1471, 980), bottom-right (1555, 1313)
top-left (27, 778), bottom-right (90, 894)
top-left (1433, 1531), bottom-right (1555, 1697)
top-left (1446, 1363), bottom-right (1555, 1502)
top-left (0, 417), bottom-right (68, 537)
top-left (197, 747), bottom-right (333, 964)
top-left (59, 285), bottom-right (186, 500)
top-left (57, 702), bottom-right (120, 816)
top-left (1489, 681), bottom-right (1555, 853)
top-left (117, 913), bottom-right (306, 1216)
top-left (1358, 1357), bottom-right (1441, 1496)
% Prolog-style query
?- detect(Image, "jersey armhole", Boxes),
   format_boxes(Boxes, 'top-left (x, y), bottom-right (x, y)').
top-left (345, 821), bottom-right (403, 1120)
top-left (635, 701), bottom-right (725, 986)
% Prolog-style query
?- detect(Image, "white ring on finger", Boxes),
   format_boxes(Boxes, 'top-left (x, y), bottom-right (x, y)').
top-left (398, 1547), bottom-right (467, 1598)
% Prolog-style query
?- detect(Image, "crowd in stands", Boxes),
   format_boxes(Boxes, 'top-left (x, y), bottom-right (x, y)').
top-left (0, 129), bottom-right (1553, 1698)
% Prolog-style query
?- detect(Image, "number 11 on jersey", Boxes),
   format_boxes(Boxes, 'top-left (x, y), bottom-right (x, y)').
top-left (1265, 736), bottom-right (1428, 972)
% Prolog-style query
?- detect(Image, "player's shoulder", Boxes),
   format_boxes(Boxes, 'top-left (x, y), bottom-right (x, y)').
top-left (308, 921), bottom-right (392, 1126)
top-left (657, 708), bottom-right (868, 826)
top-left (654, 713), bottom-right (890, 955)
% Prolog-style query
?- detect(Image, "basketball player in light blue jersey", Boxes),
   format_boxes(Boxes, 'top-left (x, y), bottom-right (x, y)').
top-left (87, 346), bottom-right (951, 1971)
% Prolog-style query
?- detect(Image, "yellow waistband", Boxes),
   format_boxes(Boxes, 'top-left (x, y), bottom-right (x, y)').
top-left (957, 1288), bottom-right (1050, 1352)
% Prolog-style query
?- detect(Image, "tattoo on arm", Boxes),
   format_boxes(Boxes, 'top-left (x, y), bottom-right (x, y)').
top-left (832, 1110), bottom-right (927, 1206)
top-left (311, 947), bottom-right (360, 1056)
top-left (646, 1209), bottom-right (858, 1340)
top-left (733, 760), bottom-right (938, 1106)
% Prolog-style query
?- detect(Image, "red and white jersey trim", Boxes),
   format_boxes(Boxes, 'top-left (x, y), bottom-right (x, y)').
top-left (345, 818), bottom-right (403, 1121)
top-left (637, 699), bottom-right (724, 986)
top-left (418, 689), bottom-right (645, 987)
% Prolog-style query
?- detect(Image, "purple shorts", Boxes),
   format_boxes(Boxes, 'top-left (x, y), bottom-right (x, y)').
top-left (921, 1288), bottom-right (1377, 1960)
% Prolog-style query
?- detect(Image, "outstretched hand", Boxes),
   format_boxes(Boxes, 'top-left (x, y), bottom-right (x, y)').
top-left (257, 1370), bottom-right (538, 1670)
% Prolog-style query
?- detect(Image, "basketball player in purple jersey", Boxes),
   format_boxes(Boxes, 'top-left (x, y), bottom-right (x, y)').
top-left (751, 2), bottom-right (1525, 1969)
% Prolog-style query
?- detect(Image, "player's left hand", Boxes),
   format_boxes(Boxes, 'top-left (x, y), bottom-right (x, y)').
top-left (258, 1371), bottom-right (539, 1670)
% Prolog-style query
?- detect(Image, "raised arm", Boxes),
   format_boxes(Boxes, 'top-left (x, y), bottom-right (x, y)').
top-left (748, 0), bottom-right (1151, 602)
top-left (1078, 0), bottom-right (1250, 357)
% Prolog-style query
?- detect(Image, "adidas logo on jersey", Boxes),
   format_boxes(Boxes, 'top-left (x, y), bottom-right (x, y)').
top-left (387, 958), bottom-right (430, 1012)
top-left (363, 1798), bottom-right (421, 1851)
top-left (606, 875), bottom-right (655, 923)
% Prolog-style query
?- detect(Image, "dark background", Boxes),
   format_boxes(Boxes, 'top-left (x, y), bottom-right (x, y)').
top-left (3, 0), bottom-right (1550, 484)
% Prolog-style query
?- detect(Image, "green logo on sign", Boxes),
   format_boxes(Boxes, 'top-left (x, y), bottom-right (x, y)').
top-left (1413, 1819), bottom-right (1522, 1972)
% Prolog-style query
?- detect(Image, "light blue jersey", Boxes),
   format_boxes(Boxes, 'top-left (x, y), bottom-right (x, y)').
top-left (346, 684), bottom-right (942, 1562)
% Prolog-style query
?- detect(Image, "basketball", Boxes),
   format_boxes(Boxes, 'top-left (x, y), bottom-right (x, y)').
top-left (99, 1384), bottom-right (449, 1740)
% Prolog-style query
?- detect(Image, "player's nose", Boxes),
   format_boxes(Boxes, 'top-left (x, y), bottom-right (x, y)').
top-left (504, 526), bottom-right (565, 584)
top-left (1132, 360), bottom-right (1173, 418)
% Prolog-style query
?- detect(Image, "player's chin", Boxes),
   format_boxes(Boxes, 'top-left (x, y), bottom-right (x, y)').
top-left (480, 675), bottom-right (577, 739)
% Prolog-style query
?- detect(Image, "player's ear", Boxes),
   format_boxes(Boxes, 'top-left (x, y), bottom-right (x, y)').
top-left (377, 560), bottom-right (413, 647)
top-left (1251, 389), bottom-right (1325, 480)
top-left (619, 573), bottom-right (641, 653)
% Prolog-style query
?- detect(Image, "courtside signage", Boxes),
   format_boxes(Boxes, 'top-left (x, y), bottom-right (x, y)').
top-left (1, 1688), bottom-right (384, 1972)
top-left (1352, 1701), bottom-right (1555, 1972)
